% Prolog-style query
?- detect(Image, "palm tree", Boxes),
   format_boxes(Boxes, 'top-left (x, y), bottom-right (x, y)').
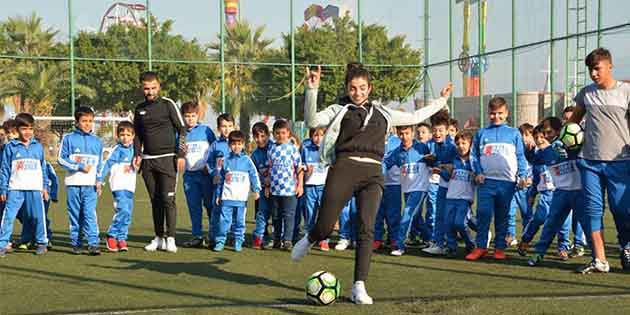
top-left (2, 13), bottom-right (58, 56)
top-left (209, 20), bottom-right (274, 138)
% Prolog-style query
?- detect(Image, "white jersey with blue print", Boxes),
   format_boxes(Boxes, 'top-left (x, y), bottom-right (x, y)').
top-left (383, 141), bottom-right (430, 193)
top-left (383, 134), bottom-right (401, 186)
top-left (217, 151), bottom-right (261, 207)
top-left (301, 139), bottom-right (328, 186)
top-left (471, 123), bottom-right (528, 182)
top-left (446, 157), bottom-right (475, 201)
top-left (207, 136), bottom-right (230, 177)
top-left (539, 146), bottom-right (581, 191)
top-left (97, 144), bottom-right (136, 193)
top-left (532, 152), bottom-right (555, 192)
top-left (58, 129), bottom-right (103, 186)
top-left (268, 142), bottom-right (302, 196)
top-left (0, 139), bottom-right (46, 193)
top-left (185, 124), bottom-right (216, 172)
top-left (427, 138), bottom-right (457, 188)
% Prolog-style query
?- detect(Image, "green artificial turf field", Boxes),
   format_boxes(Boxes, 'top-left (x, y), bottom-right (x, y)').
top-left (1, 170), bottom-right (629, 315)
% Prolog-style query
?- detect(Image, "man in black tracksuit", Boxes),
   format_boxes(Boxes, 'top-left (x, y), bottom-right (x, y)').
top-left (133, 71), bottom-right (187, 253)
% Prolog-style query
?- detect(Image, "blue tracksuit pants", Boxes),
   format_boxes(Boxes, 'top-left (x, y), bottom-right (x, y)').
top-left (445, 199), bottom-right (475, 251)
top-left (67, 186), bottom-right (99, 247)
top-left (431, 187), bottom-right (448, 246)
top-left (183, 171), bottom-right (213, 239)
top-left (20, 200), bottom-right (52, 244)
top-left (397, 191), bottom-right (426, 250)
top-left (577, 159), bottom-right (630, 248)
top-left (0, 190), bottom-right (47, 248)
top-left (508, 187), bottom-right (534, 237)
top-left (107, 190), bottom-right (134, 241)
top-left (475, 179), bottom-right (516, 250)
top-left (521, 191), bottom-right (571, 251)
top-left (339, 198), bottom-right (358, 241)
top-left (216, 205), bottom-right (246, 245)
top-left (253, 196), bottom-right (272, 240)
top-left (374, 185), bottom-right (402, 243)
top-left (533, 189), bottom-right (587, 254)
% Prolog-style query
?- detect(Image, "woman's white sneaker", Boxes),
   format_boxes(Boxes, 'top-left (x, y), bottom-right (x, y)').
top-left (351, 281), bottom-right (373, 305)
top-left (291, 236), bottom-right (314, 261)
top-left (165, 237), bottom-right (177, 253)
top-left (144, 237), bottom-right (163, 251)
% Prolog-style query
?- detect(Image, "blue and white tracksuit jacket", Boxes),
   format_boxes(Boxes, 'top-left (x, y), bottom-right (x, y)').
top-left (471, 123), bottom-right (528, 250)
top-left (215, 151), bottom-right (261, 245)
top-left (534, 148), bottom-right (586, 255)
top-left (20, 160), bottom-right (58, 243)
top-left (445, 157), bottom-right (476, 251)
top-left (97, 143), bottom-right (136, 241)
top-left (183, 124), bottom-right (215, 239)
top-left (375, 134), bottom-right (402, 243)
top-left (58, 128), bottom-right (103, 247)
top-left (207, 135), bottom-right (230, 237)
top-left (0, 139), bottom-right (47, 248)
top-left (384, 141), bottom-right (430, 250)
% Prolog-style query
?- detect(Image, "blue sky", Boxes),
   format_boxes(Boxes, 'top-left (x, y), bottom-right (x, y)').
top-left (3, 0), bottom-right (630, 98)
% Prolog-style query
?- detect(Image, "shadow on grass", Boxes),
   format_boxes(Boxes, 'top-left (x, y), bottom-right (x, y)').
top-left (1, 264), bottom-right (316, 315)
top-left (90, 257), bottom-right (302, 293)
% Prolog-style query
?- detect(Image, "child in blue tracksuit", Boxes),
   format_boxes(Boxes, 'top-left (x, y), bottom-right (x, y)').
top-left (444, 131), bottom-right (476, 257)
top-left (467, 97), bottom-right (529, 261)
top-left (0, 113), bottom-right (49, 257)
top-left (422, 114), bottom-right (457, 256)
top-left (408, 123), bottom-right (431, 245)
top-left (517, 125), bottom-right (571, 258)
top-left (214, 130), bottom-right (261, 252)
top-left (335, 197), bottom-right (358, 251)
top-left (383, 125), bottom-right (431, 256)
top-left (97, 121), bottom-right (137, 252)
top-left (301, 127), bottom-right (329, 250)
top-left (18, 160), bottom-right (58, 249)
top-left (58, 106), bottom-right (103, 255)
top-left (507, 123), bottom-right (536, 246)
top-left (374, 131), bottom-right (401, 250)
top-left (207, 113), bottom-right (235, 243)
top-left (265, 119), bottom-right (303, 250)
top-left (250, 122), bottom-right (274, 249)
top-left (528, 118), bottom-right (588, 266)
top-left (179, 102), bottom-right (216, 248)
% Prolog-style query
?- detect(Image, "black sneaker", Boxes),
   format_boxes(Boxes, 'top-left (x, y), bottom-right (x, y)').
top-left (283, 241), bottom-right (293, 251)
top-left (183, 237), bottom-right (204, 248)
top-left (262, 239), bottom-right (274, 250)
top-left (446, 248), bottom-right (457, 259)
top-left (88, 246), bottom-right (101, 256)
top-left (272, 239), bottom-right (282, 249)
top-left (35, 244), bottom-right (48, 255)
top-left (621, 247), bottom-right (630, 270)
top-left (72, 246), bottom-right (83, 255)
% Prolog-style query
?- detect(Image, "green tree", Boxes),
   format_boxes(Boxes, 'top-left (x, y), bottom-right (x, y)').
top-left (209, 20), bottom-right (274, 137)
top-left (254, 15), bottom-right (423, 120)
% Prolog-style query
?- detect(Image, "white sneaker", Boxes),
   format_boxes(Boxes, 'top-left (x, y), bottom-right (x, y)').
top-left (165, 237), bottom-right (177, 253)
top-left (144, 237), bottom-right (163, 252)
top-left (509, 238), bottom-right (519, 247)
top-left (390, 249), bottom-right (405, 256)
top-left (291, 236), bottom-right (314, 262)
top-left (422, 243), bottom-right (447, 255)
top-left (577, 258), bottom-right (610, 274)
top-left (335, 239), bottom-right (350, 251)
top-left (351, 281), bottom-right (374, 305)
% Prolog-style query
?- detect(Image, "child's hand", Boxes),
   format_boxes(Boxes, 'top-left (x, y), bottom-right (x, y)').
top-left (0, 195), bottom-right (6, 202)
top-left (96, 182), bottom-right (103, 196)
top-left (213, 175), bottom-right (222, 185)
top-left (264, 186), bottom-right (270, 198)
top-left (83, 164), bottom-right (92, 173)
top-left (296, 184), bottom-right (304, 197)
top-left (202, 166), bottom-right (209, 175)
top-left (253, 192), bottom-right (260, 200)
top-left (133, 156), bottom-right (142, 170)
top-left (423, 154), bottom-right (437, 163)
top-left (442, 164), bottom-right (454, 175)
top-left (176, 158), bottom-right (186, 173)
top-left (431, 167), bottom-right (441, 175)
top-left (43, 190), bottom-right (49, 201)
top-left (475, 174), bottom-right (485, 184)
top-left (215, 197), bottom-right (220, 206)
top-left (517, 177), bottom-right (530, 189)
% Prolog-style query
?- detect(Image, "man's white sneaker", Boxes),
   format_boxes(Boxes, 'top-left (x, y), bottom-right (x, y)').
top-left (165, 237), bottom-right (177, 253)
top-left (422, 243), bottom-right (446, 255)
top-left (351, 281), bottom-right (373, 305)
top-left (144, 237), bottom-right (163, 252)
top-left (335, 239), bottom-right (350, 251)
top-left (291, 236), bottom-right (314, 262)
top-left (390, 249), bottom-right (405, 256)
top-left (577, 258), bottom-right (610, 274)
